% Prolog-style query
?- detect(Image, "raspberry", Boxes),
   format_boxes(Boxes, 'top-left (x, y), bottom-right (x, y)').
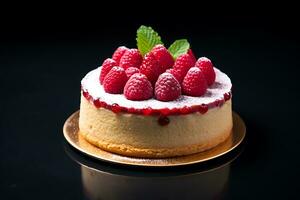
top-left (188, 49), bottom-right (197, 64)
top-left (182, 67), bottom-right (208, 96)
top-left (140, 52), bottom-right (162, 85)
top-left (195, 57), bottom-right (216, 86)
top-left (103, 66), bottom-right (128, 94)
top-left (99, 58), bottom-right (117, 84)
top-left (151, 44), bottom-right (174, 72)
top-left (119, 48), bottom-right (143, 69)
top-left (173, 53), bottom-right (196, 80)
top-left (166, 68), bottom-right (185, 83)
top-left (155, 72), bottom-right (181, 101)
top-left (124, 73), bottom-right (153, 100)
top-left (125, 67), bottom-right (140, 78)
top-left (112, 46), bottom-right (129, 65)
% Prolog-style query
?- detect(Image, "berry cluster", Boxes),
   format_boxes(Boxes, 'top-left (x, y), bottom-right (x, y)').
top-left (100, 45), bottom-right (216, 101)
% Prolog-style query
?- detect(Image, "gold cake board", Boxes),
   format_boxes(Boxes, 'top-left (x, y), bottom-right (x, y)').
top-left (63, 111), bottom-right (246, 167)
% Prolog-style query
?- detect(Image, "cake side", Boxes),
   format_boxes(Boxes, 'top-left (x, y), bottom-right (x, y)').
top-left (79, 95), bottom-right (232, 158)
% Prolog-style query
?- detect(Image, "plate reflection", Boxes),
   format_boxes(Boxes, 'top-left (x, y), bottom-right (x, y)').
top-left (64, 143), bottom-right (243, 200)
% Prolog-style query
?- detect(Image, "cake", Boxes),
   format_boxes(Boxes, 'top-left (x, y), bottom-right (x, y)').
top-left (79, 26), bottom-right (232, 158)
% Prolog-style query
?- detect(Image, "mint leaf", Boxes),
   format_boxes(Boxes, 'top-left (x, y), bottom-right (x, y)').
top-left (136, 25), bottom-right (163, 56)
top-left (168, 39), bottom-right (190, 59)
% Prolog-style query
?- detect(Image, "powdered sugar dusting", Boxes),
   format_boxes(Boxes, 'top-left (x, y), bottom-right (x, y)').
top-left (188, 67), bottom-right (201, 74)
top-left (81, 67), bottom-right (232, 109)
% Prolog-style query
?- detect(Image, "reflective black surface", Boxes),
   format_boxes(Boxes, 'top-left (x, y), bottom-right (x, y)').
top-left (1, 12), bottom-right (300, 199)
top-left (64, 142), bottom-right (244, 200)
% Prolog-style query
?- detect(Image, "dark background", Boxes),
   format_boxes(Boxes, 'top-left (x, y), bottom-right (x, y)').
top-left (1, 6), bottom-right (300, 199)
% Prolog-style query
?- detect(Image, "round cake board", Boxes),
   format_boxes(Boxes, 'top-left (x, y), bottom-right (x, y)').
top-left (63, 111), bottom-right (246, 167)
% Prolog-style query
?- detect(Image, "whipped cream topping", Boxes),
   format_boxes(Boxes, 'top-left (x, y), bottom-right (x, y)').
top-left (81, 67), bottom-right (232, 110)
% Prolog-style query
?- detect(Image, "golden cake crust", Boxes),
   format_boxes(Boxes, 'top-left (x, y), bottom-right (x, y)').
top-left (79, 129), bottom-right (232, 158)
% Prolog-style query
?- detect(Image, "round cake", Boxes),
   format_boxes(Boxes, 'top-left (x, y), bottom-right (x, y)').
top-left (78, 26), bottom-right (233, 158)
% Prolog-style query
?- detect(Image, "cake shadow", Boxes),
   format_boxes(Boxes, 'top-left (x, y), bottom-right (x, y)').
top-left (230, 113), bottom-right (269, 167)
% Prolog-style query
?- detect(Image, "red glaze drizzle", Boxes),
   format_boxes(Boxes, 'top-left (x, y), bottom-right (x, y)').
top-left (111, 103), bottom-right (122, 113)
top-left (82, 89), bottom-right (232, 117)
top-left (142, 107), bottom-right (153, 115)
top-left (199, 104), bottom-right (208, 114)
top-left (224, 92), bottom-right (231, 101)
top-left (158, 115), bottom-right (170, 126)
top-left (82, 91), bottom-right (91, 101)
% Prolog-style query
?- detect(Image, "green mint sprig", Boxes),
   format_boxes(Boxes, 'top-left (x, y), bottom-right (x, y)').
top-left (136, 25), bottom-right (163, 56)
top-left (136, 25), bottom-right (190, 59)
top-left (168, 39), bottom-right (190, 59)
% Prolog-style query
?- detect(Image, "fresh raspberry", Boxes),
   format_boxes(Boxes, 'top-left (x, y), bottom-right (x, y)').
top-left (182, 67), bottom-right (208, 96)
top-left (151, 44), bottom-right (174, 72)
top-left (99, 58), bottom-right (117, 84)
top-left (140, 52), bottom-right (162, 85)
top-left (188, 49), bottom-right (197, 64)
top-left (166, 68), bottom-right (185, 83)
top-left (124, 73), bottom-right (153, 100)
top-left (119, 48), bottom-right (143, 69)
top-left (155, 72), bottom-right (181, 101)
top-left (125, 67), bottom-right (140, 78)
top-left (195, 57), bottom-right (216, 86)
top-left (173, 53), bottom-right (196, 80)
top-left (103, 66), bottom-right (128, 94)
top-left (112, 46), bottom-right (129, 65)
